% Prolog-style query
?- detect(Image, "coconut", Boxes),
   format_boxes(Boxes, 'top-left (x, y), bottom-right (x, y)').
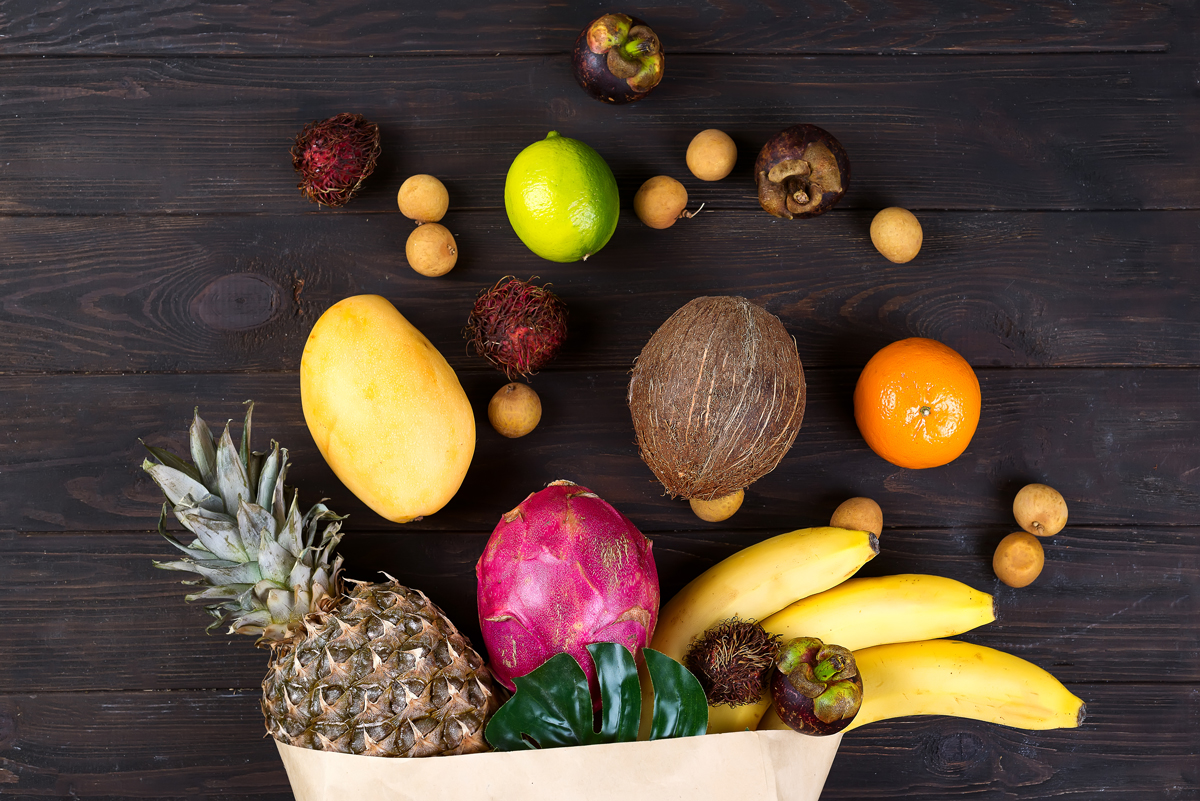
top-left (627, 296), bottom-right (805, 500)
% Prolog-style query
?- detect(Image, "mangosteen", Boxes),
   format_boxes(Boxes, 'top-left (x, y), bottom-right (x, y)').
top-left (770, 636), bottom-right (863, 736)
top-left (572, 13), bottom-right (664, 104)
top-left (754, 124), bottom-right (850, 219)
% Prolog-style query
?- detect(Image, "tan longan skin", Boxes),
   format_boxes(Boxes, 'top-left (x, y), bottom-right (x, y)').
top-left (689, 489), bottom-right (745, 522)
top-left (405, 223), bottom-right (457, 277)
top-left (687, 129), bottom-right (737, 181)
top-left (398, 174), bottom-right (449, 223)
top-left (634, 175), bottom-right (688, 229)
top-left (830, 496), bottom-right (883, 537)
top-left (488, 382), bottom-right (542, 438)
top-left (1013, 483), bottom-right (1069, 537)
top-left (993, 531), bottom-right (1045, 588)
top-left (870, 207), bottom-right (923, 263)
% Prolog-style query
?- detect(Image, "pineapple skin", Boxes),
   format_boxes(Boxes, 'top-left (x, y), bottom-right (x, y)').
top-left (263, 580), bottom-right (501, 757)
top-left (144, 404), bottom-right (501, 757)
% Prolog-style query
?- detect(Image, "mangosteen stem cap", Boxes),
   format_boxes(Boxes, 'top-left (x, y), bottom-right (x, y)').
top-left (624, 26), bottom-right (661, 57)
top-left (587, 14), bottom-right (633, 54)
top-left (813, 645), bottom-right (857, 683)
top-left (814, 679), bottom-right (862, 724)
top-left (592, 18), bottom-right (664, 93)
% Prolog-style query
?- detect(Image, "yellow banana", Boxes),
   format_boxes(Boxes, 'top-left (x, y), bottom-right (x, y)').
top-left (706, 700), bottom-right (770, 733)
top-left (652, 526), bottom-right (880, 664)
top-left (711, 574), bottom-right (996, 732)
top-left (762, 574), bottom-right (995, 652)
top-left (646, 526), bottom-right (877, 735)
top-left (760, 639), bottom-right (1085, 732)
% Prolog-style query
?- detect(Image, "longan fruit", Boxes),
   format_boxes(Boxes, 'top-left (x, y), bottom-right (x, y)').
top-left (488, 382), bottom-right (541, 438)
top-left (993, 531), bottom-right (1044, 588)
top-left (687, 129), bottom-right (737, 181)
top-left (870, 207), bottom-right (923, 263)
top-left (634, 175), bottom-right (690, 229)
top-left (405, 223), bottom-right (457, 277)
top-left (830, 496), bottom-right (883, 537)
top-left (397, 174), bottom-right (449, 223)
top-left (1013, 483), bottom-right (1069, 537)
top-left (689, 489), bottom-right (744, 522)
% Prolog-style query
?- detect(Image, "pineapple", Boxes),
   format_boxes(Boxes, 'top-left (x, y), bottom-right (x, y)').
top-left (143, 403), bottom-right (499, 756)
top-left (262, 580), bottom-right (497, 756)
top-left (143, 403), bottom-right (343, 643)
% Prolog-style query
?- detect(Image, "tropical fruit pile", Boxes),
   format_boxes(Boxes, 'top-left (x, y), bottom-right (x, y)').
top-left (651, 519), bottom-right (1082, 735)
top-left (137, 8), bottom-right (1090, 796)
top-left (144, 405), bottom-right (1082, 763)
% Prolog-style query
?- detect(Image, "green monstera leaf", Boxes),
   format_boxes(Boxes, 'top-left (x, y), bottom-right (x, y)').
top-left (485, 642), bottom-right (708, 751)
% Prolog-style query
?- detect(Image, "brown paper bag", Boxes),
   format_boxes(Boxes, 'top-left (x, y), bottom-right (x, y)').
top-left (276, 730), bottom-right (841, 801)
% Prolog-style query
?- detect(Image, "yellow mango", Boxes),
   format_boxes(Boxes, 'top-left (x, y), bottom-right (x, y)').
top-left (300, 295), bottom-right (474, 523)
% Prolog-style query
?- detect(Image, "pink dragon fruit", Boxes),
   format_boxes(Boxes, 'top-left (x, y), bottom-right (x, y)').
top-left (476, 480), bottom-right (659, 693)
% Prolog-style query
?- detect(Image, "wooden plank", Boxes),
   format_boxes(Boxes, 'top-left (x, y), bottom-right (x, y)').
top-left (855, 527), bottom-right (1200, 684)
top-left (0, 1), bottom-right (1177, 56)
top-left (0, 690), bottom-right (291, 799)
top-left (825, 686), bottom-right (1200, 799)
top-left (0, 527), bottom-right (1193, 695)
top-left (0, 54), bottom-right (1195, 215)
top-left (0, 684), bottom-right (1192, 798)
top-left (2, 369), bottom-right (1198, 534)
top-left (1, 210), bottom-right (1197, 374)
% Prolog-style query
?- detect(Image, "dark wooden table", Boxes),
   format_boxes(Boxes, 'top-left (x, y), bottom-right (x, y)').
top-left (1, 2), bottom-right (1197, 798)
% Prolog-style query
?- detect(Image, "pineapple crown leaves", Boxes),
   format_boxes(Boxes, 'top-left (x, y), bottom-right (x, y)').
top-left (142, 401), bottom-right (346, 647)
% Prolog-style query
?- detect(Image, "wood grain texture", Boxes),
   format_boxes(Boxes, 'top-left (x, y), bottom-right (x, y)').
top-left (0, 528), bottom-right (1194, 694)
top-left (826, 688), bottom-right (1200, 799)
top-left (0, 2), bottom-right (1196, 798)
top-left (0, 690), bottom-right (288, 799)
top-left (0, 53), bottom-right (1195, 215)
top-left (0, 684), bottom-right (1192, 798)
top-left (1, 369), bottom-right (1198, 535)
top-left (1, 210), bottom-right (1197, 375)
top-left (0, 0), bottom-right (1178, 56)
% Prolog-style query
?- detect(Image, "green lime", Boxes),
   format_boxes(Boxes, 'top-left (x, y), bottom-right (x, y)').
top-left (504, 131), bottom-right (620, 263)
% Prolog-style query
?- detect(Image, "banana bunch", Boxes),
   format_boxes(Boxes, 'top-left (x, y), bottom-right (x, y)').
top-left (653, 518), bottom-right (1084, 735)
top-left (649, 526), bottom-right (879, 735)
top-left (652, 526), bottom-right (881, 664)
top-left (758, 640), bottom-right (1085, 732)
top-left (705, 573), bottom-right (998, 732)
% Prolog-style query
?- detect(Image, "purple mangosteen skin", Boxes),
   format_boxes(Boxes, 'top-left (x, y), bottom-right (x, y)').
top-left (754, 124), bottom-right (851, 219)
top-left (770, 667), bottom-right (862, 736)
top-left (770, 638), bottom-right (863, 736)
top-left (571, 15), bottom-right (663, 104)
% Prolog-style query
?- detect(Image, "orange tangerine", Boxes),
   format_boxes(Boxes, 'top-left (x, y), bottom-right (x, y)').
top-left (853, 338), bottom-right (981, 469)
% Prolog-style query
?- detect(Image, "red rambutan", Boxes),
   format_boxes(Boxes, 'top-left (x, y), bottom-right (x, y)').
top-left (465, 277), bottom-right (568, 379)
top-left (291, 113), bottom-right (381, 207)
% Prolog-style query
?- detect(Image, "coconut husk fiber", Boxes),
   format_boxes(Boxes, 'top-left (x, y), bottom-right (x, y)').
top-left (627, 296), bottom-right (805, 500)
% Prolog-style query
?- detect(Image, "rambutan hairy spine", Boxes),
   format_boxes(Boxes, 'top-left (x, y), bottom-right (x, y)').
top-left (685, 617), bottom-right (781, 707)
top-left (291, 113), bottom-right (381, 208)
top-left (464, 276), bottom-right (568, 379)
